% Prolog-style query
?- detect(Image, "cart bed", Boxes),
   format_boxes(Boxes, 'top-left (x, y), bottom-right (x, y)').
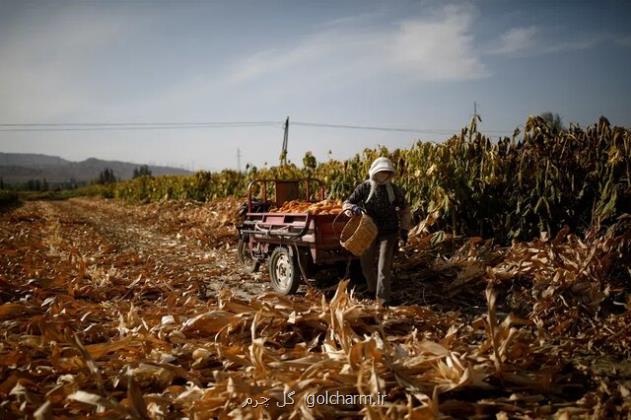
top-left (240, 211), bottom-right (351, 264)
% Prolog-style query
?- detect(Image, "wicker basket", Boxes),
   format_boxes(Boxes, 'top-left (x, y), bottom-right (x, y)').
top-left (340, 213), bottom-right (378, 256)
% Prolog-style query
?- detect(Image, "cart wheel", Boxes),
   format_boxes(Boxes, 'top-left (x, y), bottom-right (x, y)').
top-left (237, 238), bottom-right (260, 273)
top-left (268, 246), bottom-right (301, 295)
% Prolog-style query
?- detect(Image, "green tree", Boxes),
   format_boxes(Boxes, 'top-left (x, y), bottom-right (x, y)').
top-left (97, 168), bottom-right (117, 184)
top-left (302, 151), bottom-right (317, 173)
top-left (25, 179), bottom-right (42, 191)
top-left (245, 163), bottom-right (257, 176)
top-left (133, 165), bottom-right (152, 178)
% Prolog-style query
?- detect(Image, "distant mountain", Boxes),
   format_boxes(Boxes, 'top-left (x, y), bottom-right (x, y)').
top-left (0, 153), bottom-right (69, 167)
top-left (0, 152), bottom-right (192, 185)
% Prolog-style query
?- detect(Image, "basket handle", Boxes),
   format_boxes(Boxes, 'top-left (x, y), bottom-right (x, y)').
top-left (333, 208), bottom-right (364, 236)
top-left (333, 210), bottom-right (353, 236)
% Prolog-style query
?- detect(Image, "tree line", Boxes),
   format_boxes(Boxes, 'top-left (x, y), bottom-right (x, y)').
top-left (0, 165), bottom-right (153, 191)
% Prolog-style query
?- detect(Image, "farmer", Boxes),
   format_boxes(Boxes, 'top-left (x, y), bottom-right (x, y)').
top-left (342, 157), bottom-right (411, 304)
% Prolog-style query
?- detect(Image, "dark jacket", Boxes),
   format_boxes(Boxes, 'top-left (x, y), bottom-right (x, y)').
top-left (343, 181), bottom-right (410, 237)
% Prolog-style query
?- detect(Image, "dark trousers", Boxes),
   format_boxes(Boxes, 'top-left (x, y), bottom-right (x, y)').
top-left (359, 233), bottom-right (397, 301)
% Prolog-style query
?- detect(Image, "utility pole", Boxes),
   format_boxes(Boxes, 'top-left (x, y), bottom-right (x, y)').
top-left (280, 116), bottom-right (289, 166)
top-left (473, 101), bottom-right (478, 120)
top-left (237, 148), bottom-right (242, 173)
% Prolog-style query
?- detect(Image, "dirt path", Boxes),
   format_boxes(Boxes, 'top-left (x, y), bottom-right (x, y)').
top-left (32, 198), bottom-right (271, 300)
top-left (0, 198), bottom-right (483, 309)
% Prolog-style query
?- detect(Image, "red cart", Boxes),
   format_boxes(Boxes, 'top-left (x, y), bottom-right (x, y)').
top-left (236, 178), bottom-right (359, 294)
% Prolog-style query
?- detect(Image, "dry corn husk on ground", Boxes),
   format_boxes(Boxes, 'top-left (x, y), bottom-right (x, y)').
top-left (1, 198), bottom-right (630, 418)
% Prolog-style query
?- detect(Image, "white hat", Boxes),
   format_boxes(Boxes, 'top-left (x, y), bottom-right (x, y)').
top-left (366, 157), bottom-right (396, 204)
top-left (368, 157), bottom-right (396, 180)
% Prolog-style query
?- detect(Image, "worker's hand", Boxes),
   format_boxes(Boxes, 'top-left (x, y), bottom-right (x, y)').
top-left (349, 205), bottom-right (363, 216)
top-left (399, 229), bottom-right (409, 244)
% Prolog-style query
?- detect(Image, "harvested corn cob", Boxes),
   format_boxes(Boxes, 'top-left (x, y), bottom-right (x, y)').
top-left (272, 199), bottom-right (343, 215)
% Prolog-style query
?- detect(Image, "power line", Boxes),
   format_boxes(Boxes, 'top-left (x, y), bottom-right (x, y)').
top-left (0, 121), bottom-right (281, 127)
top-left (293, 121), bottom-right (452, 134)
top-left (0, 122), bottom-right (282, 132)
top-left (0, 119), bottom-right (515, 135)
top-left (292, 121), bottom-right (513, 135)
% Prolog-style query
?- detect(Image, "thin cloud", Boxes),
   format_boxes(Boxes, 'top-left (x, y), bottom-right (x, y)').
top-left (487, 27), bottom-right (616, 56)
top-left (313, 11), bottom-right (384, 30)
top-left (486, 26), bottom-right (538, 55)
top-left (390, 4), bottom-right (488, 80)
top-left (541, 34), bottom-right (609, 54)
top-left (228, 4), bottom-right (489, 84)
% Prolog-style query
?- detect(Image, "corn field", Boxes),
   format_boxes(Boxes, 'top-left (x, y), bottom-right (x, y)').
top-left (103, 116), bottom-right (630, 243)
top-left (2, 117), bottom-right (630, 418)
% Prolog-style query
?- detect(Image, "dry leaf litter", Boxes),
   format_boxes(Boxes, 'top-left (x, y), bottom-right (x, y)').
top-left (1, 198), bottom-right (630, 418)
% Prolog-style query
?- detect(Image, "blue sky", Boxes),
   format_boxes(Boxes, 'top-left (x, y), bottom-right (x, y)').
top-left (1, 0), bottom-right (630, 170)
